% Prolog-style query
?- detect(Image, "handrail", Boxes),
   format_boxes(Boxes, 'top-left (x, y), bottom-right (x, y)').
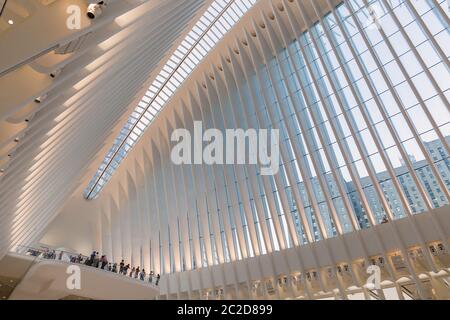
top-left (16, 245), bottom-right (89, 261)
top-left (14, 245), bottom-right (160, 287)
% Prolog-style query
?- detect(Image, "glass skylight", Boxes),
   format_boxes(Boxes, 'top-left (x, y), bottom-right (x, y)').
top-left (84, 0), bottom-right (257, 199)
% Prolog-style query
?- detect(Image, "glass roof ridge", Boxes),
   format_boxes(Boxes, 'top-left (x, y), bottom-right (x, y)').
top-left (84, 0), bottom-right (257, 200)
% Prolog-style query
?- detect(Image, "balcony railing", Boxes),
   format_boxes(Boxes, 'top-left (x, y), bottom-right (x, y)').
top-left (15, 245), bottom-right (160, 287)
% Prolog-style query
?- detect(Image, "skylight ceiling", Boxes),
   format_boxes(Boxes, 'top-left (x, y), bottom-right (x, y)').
top-left (84, 0), bottom-right (258, 200)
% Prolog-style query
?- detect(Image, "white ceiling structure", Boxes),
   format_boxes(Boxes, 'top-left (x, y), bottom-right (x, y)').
top-left (84, 0), bottom-right (258, 200)
top-left (0, 0), bottom-right (212, 260)
top-left (1, 0), bottom-right (449, 301)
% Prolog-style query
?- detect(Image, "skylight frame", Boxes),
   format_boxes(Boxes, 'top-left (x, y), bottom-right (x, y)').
top-left (84, 0), bottom-right (257, 200)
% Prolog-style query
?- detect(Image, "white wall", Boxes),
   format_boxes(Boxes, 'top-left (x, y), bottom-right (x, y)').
top-left (38, 193), bottom-right (101, 256)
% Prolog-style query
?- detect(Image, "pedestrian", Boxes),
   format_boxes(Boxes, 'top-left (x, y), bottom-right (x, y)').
top-left (149, 270), bottom-right (154, 283)
top-left (124, 264), bottom-right (130, 276)
top-left (140, 269), bottom-right (146, 281)
top-left (135, 266), bottom-right (140, 279)
top-left (100, 255), bottom-right (108, 269)
top-left (93, 252), bottom-right (100, 268)
top-left (119, 259), bottom-right (125, 274)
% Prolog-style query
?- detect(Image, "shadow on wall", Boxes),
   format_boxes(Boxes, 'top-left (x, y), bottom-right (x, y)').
top-left (38, 193), bottom-right (102, 255)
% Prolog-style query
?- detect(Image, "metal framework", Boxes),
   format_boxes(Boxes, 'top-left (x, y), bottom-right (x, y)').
top-left (0, 0), bottom-right (208, 259)
top-left (0, 0), bottom-right (449, 301)
top-left (87, 0), bottom-right (450, 300)
top-left (85, 0), bottom-right (258, 200)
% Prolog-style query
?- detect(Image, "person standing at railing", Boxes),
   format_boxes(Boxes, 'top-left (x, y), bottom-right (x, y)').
top-left (119, 260), bottom-right (125, 274)
top-left (140, 269), bottom-right (146, 281)
top-left (123, 264), bottom-right (130, 276)
top-left (93, 252), bottom-right (100, 268)
top-left (130, 267), bottom-right (135, 278)
top-left (100, 255), bottom-right (108, 269)
top-left (149, 271), bottom-right (154, 283)
top-left (135, 266), bottom-right (140, 279)
top-left (155, 274), bottom-right (160, 286)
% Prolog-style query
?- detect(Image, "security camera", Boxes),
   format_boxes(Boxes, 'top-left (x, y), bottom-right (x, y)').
top-left (50, 69), bottom-right (61, 79)
top-left (34, 94), bottom-right (48, 103)
top-left (87, 1), bottom-right (106, 20)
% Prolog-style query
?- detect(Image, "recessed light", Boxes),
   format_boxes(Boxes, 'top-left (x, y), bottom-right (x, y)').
top-left (8, 19), bottom-right (14, 25)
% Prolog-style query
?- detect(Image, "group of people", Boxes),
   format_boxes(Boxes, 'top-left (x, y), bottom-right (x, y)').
top-left (25, 247), bottom-right (160, 286)
top-left (83, 251), bottom-right (109, 270)
top-left (82, 251), bottom-right (161, 286)
top-left (27, 248), bottom-right (57, 259)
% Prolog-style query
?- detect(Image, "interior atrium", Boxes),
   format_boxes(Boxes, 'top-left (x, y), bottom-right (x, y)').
top-left (0, 0), bottom-right (449, 301)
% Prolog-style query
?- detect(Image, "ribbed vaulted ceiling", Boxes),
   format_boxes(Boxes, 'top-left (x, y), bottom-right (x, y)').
top-left (0, 0), bottom-right (210, 259)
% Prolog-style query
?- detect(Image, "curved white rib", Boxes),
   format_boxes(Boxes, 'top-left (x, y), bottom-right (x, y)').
top-left (84, 0), bottom-right (258, 200)
top-left (0, 0), bottom-right (209, 259)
